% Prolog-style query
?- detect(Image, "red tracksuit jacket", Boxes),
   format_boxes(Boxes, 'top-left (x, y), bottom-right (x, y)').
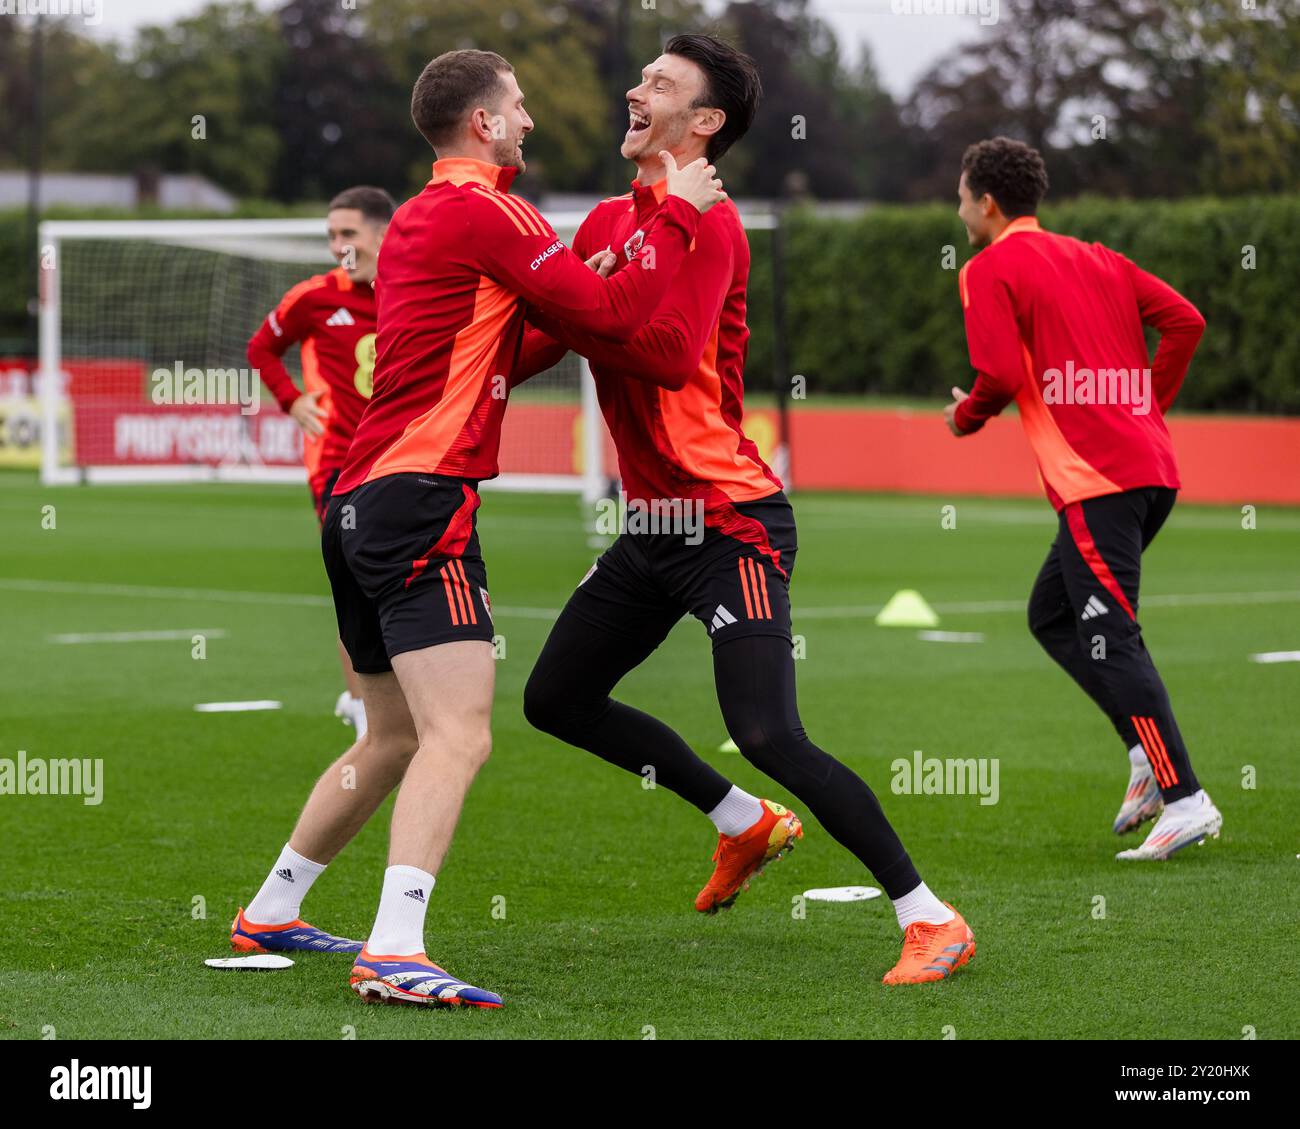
top-left (247, 267), bottom-right (375, 498)
top-left (334, 158), bottom-right (700, 494)
top-left (955, 216), bottom-right (1205, 510)
top-left (517, 177), bottom-right (781, 519)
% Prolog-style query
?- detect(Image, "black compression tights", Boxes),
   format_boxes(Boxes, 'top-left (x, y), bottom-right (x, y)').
top-left (523, 613), bottom-right (922, 900)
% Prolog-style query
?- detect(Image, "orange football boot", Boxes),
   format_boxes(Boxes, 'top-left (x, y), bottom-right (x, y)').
top-left (881, 903), bottom-right (975, 984)
top-left (694, 799), bottom-right (803, 913)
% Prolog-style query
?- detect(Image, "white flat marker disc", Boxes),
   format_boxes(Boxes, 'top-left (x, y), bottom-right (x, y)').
top-left (917, 630), bottom-right (985, 644)
top-left (194, 700), bottom-right (282, 713)
top-left (803, 886), bottom-right (882, 903)
top-left (205, 955), bottom-right (294, 970)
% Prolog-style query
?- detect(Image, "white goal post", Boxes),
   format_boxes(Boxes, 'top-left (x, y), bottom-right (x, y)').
top-left (38, 215), bottom-right (608, 501)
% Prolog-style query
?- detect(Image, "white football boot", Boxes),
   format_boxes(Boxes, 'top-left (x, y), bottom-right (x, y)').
top-left (1113, 752), bottom-right (1163, 834)
top-left (1116, 789), bottom-right (1222, 860)
top-left (334, 690), bottom-right (355, 727)
top-left (333, 692), bottom-right (368, 738)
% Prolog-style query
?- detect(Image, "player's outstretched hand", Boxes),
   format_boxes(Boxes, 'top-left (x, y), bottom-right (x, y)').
top-left (663, 152), bottom-right (726, 215)
top-left (290, 390), bottom-right (327, 437)
top-left (584, 248), bottom-right (618, 278)
top-left (944, 386), bottom-right (970, 437)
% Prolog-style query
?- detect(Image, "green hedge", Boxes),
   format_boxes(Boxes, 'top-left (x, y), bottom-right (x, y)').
top-left (766, 195), bottom-right (1300, 414)
top-left (3, 196), bottom-right (1297, 413)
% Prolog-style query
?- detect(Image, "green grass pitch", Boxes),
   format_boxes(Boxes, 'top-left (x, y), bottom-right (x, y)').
top-left (1, 471), bottom-right (1297, 1040)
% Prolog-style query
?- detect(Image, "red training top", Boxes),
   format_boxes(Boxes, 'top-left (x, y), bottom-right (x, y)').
top-left (248, 266), bottom-right (376, 496)
top-left (955, 216), bottom-right (1205, 510)
top-left (517, 177), bottom-right (781, 524)
top-left (334, 158), bottom-right (701, 494)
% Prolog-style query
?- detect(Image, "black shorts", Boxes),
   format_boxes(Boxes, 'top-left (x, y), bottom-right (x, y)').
top-left (321, 472), bottom-right (495, 674)
top-left (564, 491), bottom-right (797, 652)
top-left (310, 467), bottom-right (342, 526)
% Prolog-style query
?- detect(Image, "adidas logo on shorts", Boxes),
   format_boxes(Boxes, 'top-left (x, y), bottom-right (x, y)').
top-left (710, 604), bottom-right (737, 633)
top-left (1081, 595), bottom-right (1109, 620)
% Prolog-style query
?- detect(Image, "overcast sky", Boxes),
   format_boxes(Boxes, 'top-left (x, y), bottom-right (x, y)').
top-left (77, 0), bottom-right (982, 99)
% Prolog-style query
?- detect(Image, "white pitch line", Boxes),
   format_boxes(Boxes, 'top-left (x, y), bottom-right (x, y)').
top-left (796, 590), bottom-right (1300, 619)
top-left (1250, 651), bottom-right (1300, 664)
top-left (0, 577), bottom-right (557, 619)
top-left (1141, 590), bottom-right (1300, 609)
top-left (48, 628), bottom-right (227, 645)
top-left (4, 577), bottom-right (1299, 621)
top-left (194, 700), bottom-right (282, 713)
top-left (0, 578), bottom-right (331, 608)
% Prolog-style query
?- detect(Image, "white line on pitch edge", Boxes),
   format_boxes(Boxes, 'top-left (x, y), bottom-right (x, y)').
top-left (4, 578), bottom-right (1299, 620)
top-left (194, 700), bottom-right (282, 713)
top-left (1249, 651), bottom-right (1300, 664)
top-left (1, 578), bottom-right (330, 608)
top-left (48, 629), bottom-right (228, 644)
top-left (796, 590), bottom-right (1300, 618)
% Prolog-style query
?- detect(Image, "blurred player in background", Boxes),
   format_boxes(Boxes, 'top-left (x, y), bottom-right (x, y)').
top-left (519, 34), bottom-right (975, 986)
top-left (248, 186), bottom-right (396, 738)
top-left (946, 137), bottom-right (1222, 861)
top-left (230, 49), bottom-right (725, 1008)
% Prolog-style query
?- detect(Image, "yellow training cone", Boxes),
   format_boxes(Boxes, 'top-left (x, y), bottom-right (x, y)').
top-left (875, 589), bottom-right (939, 628)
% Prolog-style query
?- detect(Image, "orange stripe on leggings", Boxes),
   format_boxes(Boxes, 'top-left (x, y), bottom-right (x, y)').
top-left (1140, 716), bottom-right (1178, 787)
top-left (1131, 716), bottom-right (1163, 785)
top-left (1142, 716), bottom-right (1178, 787)
top-left (1133, 715), bottom-right (1175, 788)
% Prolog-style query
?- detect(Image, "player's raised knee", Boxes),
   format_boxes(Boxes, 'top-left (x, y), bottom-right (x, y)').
top-left (522, 671), bottom-right (565, 735)
top-left (726, 723), bottom-right (777, 765)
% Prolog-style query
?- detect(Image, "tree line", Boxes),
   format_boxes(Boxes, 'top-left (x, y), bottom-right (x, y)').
top-left (0, 0), bottom-right (1295, 204)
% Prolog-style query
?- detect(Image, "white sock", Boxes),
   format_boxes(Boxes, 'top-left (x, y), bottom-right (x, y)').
top-left (893, 881), bottom-right (955, 930)
top-left (1128, 744), bottom-right (1148, 769)
top-left (1163, 788), bottom-right (1207, 817)
top-left (708, 786), bottom-right (765, 837)
top-left (245, 843), bottom-right (326, 925)
top-left (366, 865), bottom-right (435, 957)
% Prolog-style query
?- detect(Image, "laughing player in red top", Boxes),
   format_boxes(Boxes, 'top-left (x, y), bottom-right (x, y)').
top-left (230, 49), bottom-right (726, 1008)
top-left (518, 35), bottom-right (973, 986)
top-left (248, 186), bottom-right (396, 737)
top-left (946, 137), bottom-right (1222, 861)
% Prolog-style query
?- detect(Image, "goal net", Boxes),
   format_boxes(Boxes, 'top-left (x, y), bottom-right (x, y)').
top-left (38, 216), bottom-right (609, 498)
